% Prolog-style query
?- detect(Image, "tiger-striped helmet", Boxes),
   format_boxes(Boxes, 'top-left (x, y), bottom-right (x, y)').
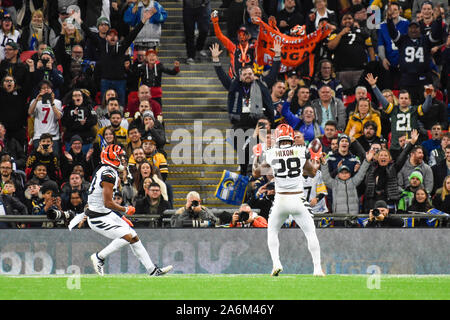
top-left (290, 24), bottom-right (306, 37)
top-left (274, 123), bottom-right (294, 148)
top-left (100, 144), bottom-right (126, 169)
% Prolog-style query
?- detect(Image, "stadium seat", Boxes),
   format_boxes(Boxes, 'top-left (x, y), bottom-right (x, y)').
top-left (20, 50), bottom-right (37, 62)
top-left (95, 91), bottom-right (102, 105)
top-left (343, 95), bottom-right (355, 106)
top-left (435, 90), bottom-right (444, 102)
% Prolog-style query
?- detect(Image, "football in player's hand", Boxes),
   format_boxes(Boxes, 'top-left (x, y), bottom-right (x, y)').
top-left (309, 138), bottom-right (322, 153)
top-left (309, 138), bottom-right (322, 161)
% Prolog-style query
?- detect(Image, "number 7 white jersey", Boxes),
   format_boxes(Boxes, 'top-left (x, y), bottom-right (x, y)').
top-left (265, 145), bottom-right (307, 193)
top-left (87, 165), bottom-right (120, 213)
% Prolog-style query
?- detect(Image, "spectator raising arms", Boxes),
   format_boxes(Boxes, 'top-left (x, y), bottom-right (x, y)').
top-left (75, 8), bottom-right (153, 106)
top-left (385, 3), bottom-right (445, 105)
top-left (366, 73), bottom-right (432, 154)
top-left (136, 49), bottom-right (180, 107)
top-left (123, 0), bottom-right (168, 51)
top-left (345, 98), bottom-right (381, 139)
top-left (211, 11), bottom-right (256, 77)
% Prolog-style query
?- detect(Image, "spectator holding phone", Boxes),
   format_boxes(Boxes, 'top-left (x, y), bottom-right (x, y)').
top-left (28, 80), bottom-right (63, 156)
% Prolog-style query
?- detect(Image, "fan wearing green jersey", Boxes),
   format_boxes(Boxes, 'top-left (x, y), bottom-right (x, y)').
top-left (365, 73), bottom-right (432, 152)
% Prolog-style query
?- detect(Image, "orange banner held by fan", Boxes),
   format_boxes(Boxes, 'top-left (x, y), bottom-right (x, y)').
top-left (252, 17), bottom-right (332, 75)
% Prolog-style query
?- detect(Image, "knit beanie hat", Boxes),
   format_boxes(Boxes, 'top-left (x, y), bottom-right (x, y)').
top-left (409, 171), bottom-right (423, 184)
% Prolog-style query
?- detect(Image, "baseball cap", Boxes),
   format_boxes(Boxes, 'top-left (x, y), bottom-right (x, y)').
top-left (5, 41), bottom-right (19, 50)
top-left (59, 6), bottom-right (69, 14)
top-left (337, 165), bottom-right (351, 173)
top-left (374, 200), bottom-right (388, 209)
top-left (107, 28), bottom-right (119, 36)
top-left (287, 70), bottom-right (298, 78)
top-left (142, 135), bottom-right (156, 144)
top-left (238, 26), bottom-right (250, 35)
top-left (409, 20), bottom-right (420, 27)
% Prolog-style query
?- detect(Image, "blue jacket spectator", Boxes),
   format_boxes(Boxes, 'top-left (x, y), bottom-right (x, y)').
top-left (124, 1), bottom-right (167, 50)
top-left (281, 100), bottom-right (324, 144)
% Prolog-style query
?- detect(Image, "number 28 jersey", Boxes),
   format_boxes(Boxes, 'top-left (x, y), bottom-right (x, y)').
top-left (87, 165), bottom-right (120, 213)
top-left (265, 145), bottom-right (307, 193)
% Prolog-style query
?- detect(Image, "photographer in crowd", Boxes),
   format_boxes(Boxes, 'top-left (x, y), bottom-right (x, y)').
top-left (366, 200), bottom-right (404, 228)
top-left (170, 191), bottom-right (218, 228)
top-left (229, 203), bottom-right (267, 228)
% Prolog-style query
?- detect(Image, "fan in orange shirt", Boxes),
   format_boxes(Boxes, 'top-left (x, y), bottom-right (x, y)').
top-left (211, 10), bottom-right (256, 78)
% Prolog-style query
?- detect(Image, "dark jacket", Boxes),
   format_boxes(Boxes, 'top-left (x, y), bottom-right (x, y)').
top-left (0, 193), bottom-right (28, 229)
top-left (60, 149), bottom-right (92, 180)
top-left (276, 9), bottom-right (304, 34)
top-left (61, 94), bottom-right (98, 144)
top-left (431, 159), bottom-right (450, 195)
top-left (25, 150), bottom-right (61, 183)
top-left (0, 58), bottom-right (29, 88)
top-left (81, 20), bottom-right (145, 80)
top-left (0, 72), bottom-right (32, 141)
top-left (1, 137), bottom-right (27, 170)
top-left (363, 142), bottom-right (412, 211)
top-left (135, 195), bottom-right (171, 227)
top-left (137, 61), bottom-right (180, 98)
top-left (419, 98), bottom-right (448, 130)
top-left (214, 57), bottom-right (280, 128)
top-left (432, 191), bottom-right (450, 216)
top-left (366, 214), bottom-right (404, 228)
top-left (130, 116), bottom-right (166, 151)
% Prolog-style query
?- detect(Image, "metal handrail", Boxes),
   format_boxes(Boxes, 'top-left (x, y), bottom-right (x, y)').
top-left (0, 212), bottom-right (448, 222)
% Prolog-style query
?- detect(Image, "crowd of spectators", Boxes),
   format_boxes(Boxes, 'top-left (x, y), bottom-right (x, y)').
top-left (0, 0), bottom-right (449, 229)
top-left (212, 0), bottom-right (450, 228)
top-left (0, 0), bottom-right (184, 229)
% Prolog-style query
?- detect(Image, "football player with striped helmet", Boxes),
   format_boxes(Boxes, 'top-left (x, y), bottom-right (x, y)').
top-left (264, 124), bottom-right (325, 277)
top-left (87, 144), bottom-right (172, 277)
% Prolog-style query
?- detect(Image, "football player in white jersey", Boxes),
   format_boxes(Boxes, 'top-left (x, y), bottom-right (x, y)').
top-left (264, 124), bottom-right (325, 277)
top-left (87, 144), bottom-right (172, 276)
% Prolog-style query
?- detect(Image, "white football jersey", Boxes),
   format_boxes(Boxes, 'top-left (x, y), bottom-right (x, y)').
top-left (302, 170), bottom-right (328, 213)
top-left (87, 165), bottom-right (120, 213)
top-left (265, 145), bottom-right (307, 193)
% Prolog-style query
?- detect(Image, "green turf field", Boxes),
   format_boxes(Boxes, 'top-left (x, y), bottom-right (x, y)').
top-left (0, 274), bottom-right (449, 300)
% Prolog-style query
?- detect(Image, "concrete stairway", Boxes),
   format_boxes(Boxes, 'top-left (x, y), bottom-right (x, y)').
top-left (157, 2), bottom-right (240, 208)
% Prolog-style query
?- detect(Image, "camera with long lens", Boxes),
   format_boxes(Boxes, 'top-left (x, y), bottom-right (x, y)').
top-left (46, 208), bottom-right (75, 223)
top-left (238, 210), bottom-right (249, 223)
top-left (182, 219), bottom-right (214, 228)
top-left (372, 208), bottom-right (381, 217)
